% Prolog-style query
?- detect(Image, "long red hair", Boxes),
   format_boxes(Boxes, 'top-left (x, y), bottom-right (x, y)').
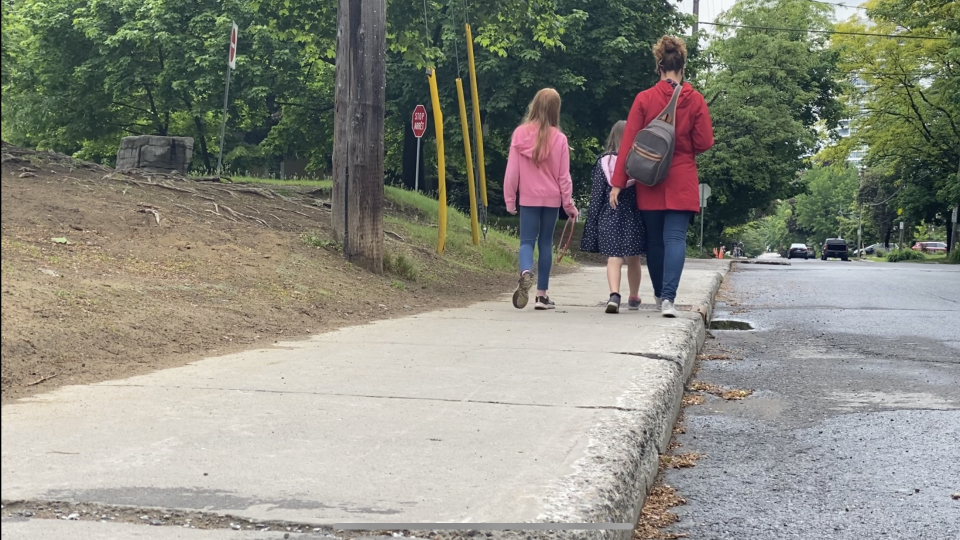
top-left (521, 88), bottom-right (561, 167)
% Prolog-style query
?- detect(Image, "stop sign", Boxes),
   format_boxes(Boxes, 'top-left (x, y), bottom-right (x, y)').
top-left (228, 22), bottom-right (238, 69)
top-left (412, 105), bottom-right (427, 138)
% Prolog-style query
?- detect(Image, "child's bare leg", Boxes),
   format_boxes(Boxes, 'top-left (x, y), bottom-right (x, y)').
top-left (626, 255), bottom-right (642, 298)
top-left (606, 257), bottom-right (623, 294)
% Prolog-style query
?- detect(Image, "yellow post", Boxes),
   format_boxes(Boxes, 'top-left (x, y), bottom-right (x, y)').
top-left (464, 24), bottom-right (488, 208)
top-left (456, 78), bottom-right (481, 245)
top-left (427, 68), bottom-right (446, 254)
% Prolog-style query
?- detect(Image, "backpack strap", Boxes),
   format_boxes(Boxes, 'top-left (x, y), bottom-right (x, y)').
top-left (656, 82), bottom-right (684, 126)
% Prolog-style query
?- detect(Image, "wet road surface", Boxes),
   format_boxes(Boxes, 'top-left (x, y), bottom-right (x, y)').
top-left (667, 258), bottom-right (960, 539)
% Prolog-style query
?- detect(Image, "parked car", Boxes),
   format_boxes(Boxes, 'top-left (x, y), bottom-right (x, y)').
top-left (787, 243), bottom-right (812, 260)
top-left (854, 243), bottom-right (898, 256)
top-left (821, 238), bottom-right (849, 261)
top-left (911, 241), bottom-right (947, 254)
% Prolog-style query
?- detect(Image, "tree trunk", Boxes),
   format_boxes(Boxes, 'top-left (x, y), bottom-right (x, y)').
top-left (947, 218), bottom-right (954, 253)
top-left (193, 116), bottom-right (212, 172)
top-left (332, 0), bottom-right (385, 274)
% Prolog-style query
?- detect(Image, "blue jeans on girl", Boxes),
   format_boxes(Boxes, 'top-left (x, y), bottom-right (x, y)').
top-left (642, 210), bottom-right (694, 302)
top-left (519, 205), bottom-right (559, 291)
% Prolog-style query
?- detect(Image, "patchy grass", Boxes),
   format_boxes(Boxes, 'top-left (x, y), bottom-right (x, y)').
top-left (383, 251), bottom-right (419, 281)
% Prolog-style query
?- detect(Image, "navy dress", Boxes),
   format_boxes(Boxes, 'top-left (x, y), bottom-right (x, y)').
top-left (580, 152), bottom-right (647, 257)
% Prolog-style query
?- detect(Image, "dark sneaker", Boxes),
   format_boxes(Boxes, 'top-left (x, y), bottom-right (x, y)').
top-left (605, 293), bottom-right (621, 314)
top-left (628, 296), bottom-right (642, 310)
top-left (535, 295), bottom-right (555, 310)
top-left (512, 271), bottom-right (535, 309)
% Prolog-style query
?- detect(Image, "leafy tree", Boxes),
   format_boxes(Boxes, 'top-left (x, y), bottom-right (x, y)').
top-left (830, 0), bottom-right (959, 249)
top-left (793, 165), bottom-right (859, 244)
top-left (694, 0), bottom-right (845, 241)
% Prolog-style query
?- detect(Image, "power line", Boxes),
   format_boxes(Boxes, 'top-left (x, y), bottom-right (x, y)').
top-left (701, 60), bottom-right (937, 77)
top-left (699, 21), bottom-right (951, 40)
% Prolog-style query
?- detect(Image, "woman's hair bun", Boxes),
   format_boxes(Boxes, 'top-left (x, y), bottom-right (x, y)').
top-left (653, 35), bottom-right (687, 72)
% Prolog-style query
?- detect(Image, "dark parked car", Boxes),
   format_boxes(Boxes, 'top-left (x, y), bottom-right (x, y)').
top-left (821, 238), bottom-right (849, 261)
top-left (787, 243), bottom-right (812, 260)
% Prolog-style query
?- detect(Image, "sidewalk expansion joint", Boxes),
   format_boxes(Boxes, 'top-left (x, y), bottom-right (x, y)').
top-left (103, 384), bottom-right (643, 412)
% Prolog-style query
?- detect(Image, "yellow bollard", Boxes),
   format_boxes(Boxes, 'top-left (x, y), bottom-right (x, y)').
top-left (427, 68), bottom-right (446, 254)
top-left (465, 24), bottom-right (488, 208)
top-left (456, 78), bottom-right (481, 245)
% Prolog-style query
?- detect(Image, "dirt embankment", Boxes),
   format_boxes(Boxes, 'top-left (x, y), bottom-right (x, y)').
top-left (1, 143), bottom-right (512, 403)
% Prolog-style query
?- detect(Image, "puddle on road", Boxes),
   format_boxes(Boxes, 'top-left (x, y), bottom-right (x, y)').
top-left (710, 319), bottom-right (755, 331)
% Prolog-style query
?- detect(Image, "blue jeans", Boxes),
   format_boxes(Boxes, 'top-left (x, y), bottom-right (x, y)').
top-left (519, 206), bottom-right (559, 291)
top-left (642, 211), bottom-right (693, 302)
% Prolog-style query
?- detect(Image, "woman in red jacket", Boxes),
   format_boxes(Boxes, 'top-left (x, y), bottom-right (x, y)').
top-left (609, 35), bottom-right (714, 317)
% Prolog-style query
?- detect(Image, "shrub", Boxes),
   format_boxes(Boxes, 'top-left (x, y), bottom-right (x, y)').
top-left (886, 248), bottom-right (925, 262)
top-left (383, 251), bottom-right (418, 280)
top-left (948, 248), bottom-right (960, 264)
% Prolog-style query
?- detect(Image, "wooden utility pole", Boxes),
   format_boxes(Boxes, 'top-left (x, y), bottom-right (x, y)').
top-left (332, 0), bottom-right (386, 273)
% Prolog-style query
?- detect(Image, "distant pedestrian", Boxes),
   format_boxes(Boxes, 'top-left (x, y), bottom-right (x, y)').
top-left (503, 88), bottom-right (579, 310)
top-left (580, 120), bottom-right (647, 314)
top-left (609, 35), bottom-right (715, 317)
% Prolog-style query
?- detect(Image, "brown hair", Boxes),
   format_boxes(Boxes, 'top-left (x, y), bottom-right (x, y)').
top-left (605, 120), bottom-right (626, 153)
top-left (522, 88), bottom-right (562, 166)
top-left (653, 35), bottom-right (687, 74)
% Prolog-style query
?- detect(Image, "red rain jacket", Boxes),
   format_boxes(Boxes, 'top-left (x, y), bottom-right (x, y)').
top-left (611, 80), bottom-right (715, 213)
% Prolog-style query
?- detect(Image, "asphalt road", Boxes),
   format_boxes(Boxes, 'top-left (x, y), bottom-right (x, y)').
top-left (666, 258), bottom-right (960, 540)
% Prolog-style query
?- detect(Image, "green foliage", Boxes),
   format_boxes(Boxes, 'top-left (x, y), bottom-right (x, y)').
top-left (886, 248), bottom-right (925, 262)
top-left (383, 252), bottom-right (418, 281)
top-left (2, 0), bottom-right (684, 203)
top-left (694, 0), bottom-right (844, 238)
top-left (830, 0), bottom-right (959, 232)
top-left (793, 166), bottom-right (859, 244)
top-left (948, 248), bottom-right (960, 264)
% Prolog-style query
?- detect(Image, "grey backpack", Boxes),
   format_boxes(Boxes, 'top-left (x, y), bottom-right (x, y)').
top-left (624, 82), bottom-right (683, 187)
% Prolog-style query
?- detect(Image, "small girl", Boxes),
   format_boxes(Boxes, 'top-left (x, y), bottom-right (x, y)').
top-left (580, 121), bottom-right (647, 313)
top-left (503, 88), bottom-right (579, 310)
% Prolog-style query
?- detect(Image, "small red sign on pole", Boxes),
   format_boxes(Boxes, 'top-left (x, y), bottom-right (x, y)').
top-left (412, 105), bottom-right (427, 138)
top-left (228, 22), bottom-right (238, 69)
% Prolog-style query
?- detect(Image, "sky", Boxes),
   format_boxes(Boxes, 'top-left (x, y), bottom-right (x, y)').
top-left (673, 0), bottom-right (865, 31)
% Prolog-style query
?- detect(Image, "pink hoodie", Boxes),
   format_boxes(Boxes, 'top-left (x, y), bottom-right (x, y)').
top-left (502, 123), bottom-right (575, 215)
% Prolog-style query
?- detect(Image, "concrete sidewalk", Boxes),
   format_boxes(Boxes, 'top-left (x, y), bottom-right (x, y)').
top-left (1, 260), bottom-right (729, 539)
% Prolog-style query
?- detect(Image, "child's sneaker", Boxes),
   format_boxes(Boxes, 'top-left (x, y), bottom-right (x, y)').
top-left (535, 296), bottom-right (555, 310)
top-left (605, 293), bottom-right (621, 314)
top-left (512, 271), bottom-right (535, 309)
top-left (628, 296), bottom-right (642, 310)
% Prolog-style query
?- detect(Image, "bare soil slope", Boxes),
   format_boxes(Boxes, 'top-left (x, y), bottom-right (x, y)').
top-left (1, 143), bottom-right (513, 403)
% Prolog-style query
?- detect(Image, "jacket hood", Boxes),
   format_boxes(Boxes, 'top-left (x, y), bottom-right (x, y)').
top-left (512, 123), bottom-right (560, 158)
top-left (655, 80), bottom-right (699, 106)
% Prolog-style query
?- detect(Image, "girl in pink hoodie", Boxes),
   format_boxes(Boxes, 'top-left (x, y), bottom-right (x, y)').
top-left (503, 88), bottom-right (579, 310)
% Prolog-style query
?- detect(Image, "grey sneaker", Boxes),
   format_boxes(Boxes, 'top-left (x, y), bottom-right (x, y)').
top-left (655, 296), bottom-right (663, 311)
top-left (605, 293), bottom-right (621, 314)
top-left (535, 295), bottom-right (556, 310)
top-left (661, 299), bottom-right (678, 318)
top-left (512, 271), bottom-right (535, 309)
top-left (628, 296), bottom-right (642, 310)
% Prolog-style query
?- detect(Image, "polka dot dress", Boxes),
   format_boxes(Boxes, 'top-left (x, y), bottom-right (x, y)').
top-left (580, 153), bottom-right (647, 258)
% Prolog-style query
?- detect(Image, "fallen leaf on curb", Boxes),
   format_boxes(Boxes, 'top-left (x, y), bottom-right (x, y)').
top-left (682, 393), bottom-right (705, 406)
top-left (696, 353), bottom-right (732, 361)
top-left (635, 482), bottom-right (688, 539)
top-left (660, 453), bottom-right (702, 469)
top-left (51, 237), bottom-right (70, 244)
top-left (721, 389), bottom-right (754, 401)
top-left (688, 381), bottom-right (722, 393)
top-left (952, 493), bottom-right (960, 500)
